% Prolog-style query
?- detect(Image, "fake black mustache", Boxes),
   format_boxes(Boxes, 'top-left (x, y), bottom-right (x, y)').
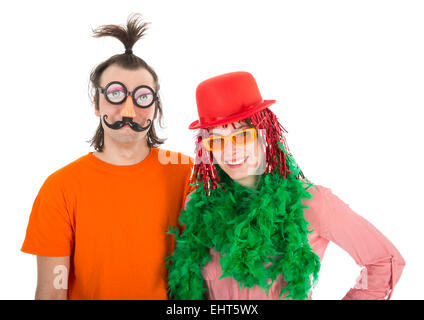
top-left (103, 115), bottom-right (152, 132)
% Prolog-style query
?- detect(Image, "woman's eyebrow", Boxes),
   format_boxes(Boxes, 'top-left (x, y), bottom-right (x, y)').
top-left (211, 124), bottom-right (249, 136)
top-left (233, 124), bottom-right (250, 131)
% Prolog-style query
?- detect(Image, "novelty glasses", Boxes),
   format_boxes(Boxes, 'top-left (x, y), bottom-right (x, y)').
top-left (202, 128), bottom-right (257, 151)
top-left (98, 81), bottom-right (158, 108)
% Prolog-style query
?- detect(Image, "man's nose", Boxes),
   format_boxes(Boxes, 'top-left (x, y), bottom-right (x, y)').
top-left (120, 96), bottom-right (136, 118)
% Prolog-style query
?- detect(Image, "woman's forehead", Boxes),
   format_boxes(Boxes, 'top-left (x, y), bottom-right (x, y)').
top-left (208, 121), bottom-right (249, 135)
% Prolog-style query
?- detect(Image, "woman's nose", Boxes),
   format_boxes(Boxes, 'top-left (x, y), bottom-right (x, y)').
top-left (120, 96), bottom-right (136, 118)
top-left (224, 140), bottom-right (245, 155)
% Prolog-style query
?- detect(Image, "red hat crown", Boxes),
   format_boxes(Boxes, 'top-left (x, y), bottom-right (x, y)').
top-left (189, 71), bottom-right (276, 129)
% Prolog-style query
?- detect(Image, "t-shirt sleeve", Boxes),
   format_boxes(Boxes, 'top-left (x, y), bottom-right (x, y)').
top-left (21, 174), bottom-right (74, 256)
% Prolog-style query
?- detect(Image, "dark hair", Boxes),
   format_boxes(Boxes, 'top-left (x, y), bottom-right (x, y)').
top-left (88, 13), bottom-right (166, 152)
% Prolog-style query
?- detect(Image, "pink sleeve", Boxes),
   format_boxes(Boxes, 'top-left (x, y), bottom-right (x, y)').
top-left (183, 191), bottom-right (195, 210)
top-left (316, 186), bottom-right (405, 300)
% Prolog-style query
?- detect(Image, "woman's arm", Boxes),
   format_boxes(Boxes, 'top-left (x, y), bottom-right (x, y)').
top-left (317, 186), bottom-right (405, 300)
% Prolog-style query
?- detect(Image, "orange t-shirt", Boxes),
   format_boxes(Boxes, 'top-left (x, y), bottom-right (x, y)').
top-left (21, 147), bottom-right (193, 299)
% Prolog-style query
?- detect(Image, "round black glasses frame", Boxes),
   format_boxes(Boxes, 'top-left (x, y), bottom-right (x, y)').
top-left (98, 81), bottom-right (158, 109)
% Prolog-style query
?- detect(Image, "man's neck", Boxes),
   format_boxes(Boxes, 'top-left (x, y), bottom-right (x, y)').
top-left (93, 137), bottom-right (151, 166)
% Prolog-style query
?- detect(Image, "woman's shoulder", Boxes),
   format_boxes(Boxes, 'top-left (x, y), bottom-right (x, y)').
top-left (301, 182), bottom-right (333, 231)
top-left (304, 183), bottom-right (332, 200)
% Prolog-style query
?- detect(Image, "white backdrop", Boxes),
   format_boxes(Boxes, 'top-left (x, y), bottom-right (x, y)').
top-left (0, 0), bottom-right (422, 299)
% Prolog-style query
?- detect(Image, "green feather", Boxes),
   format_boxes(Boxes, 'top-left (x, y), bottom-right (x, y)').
top-left (167, 143), bottom-right (321, 300)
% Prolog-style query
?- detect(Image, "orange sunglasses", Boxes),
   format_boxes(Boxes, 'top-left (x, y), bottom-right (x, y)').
top-left (202, 128), bottom-right (257, 151)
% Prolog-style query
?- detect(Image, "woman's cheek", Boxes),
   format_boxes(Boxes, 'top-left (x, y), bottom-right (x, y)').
top-left (212, 150), bottom-right (224, 166)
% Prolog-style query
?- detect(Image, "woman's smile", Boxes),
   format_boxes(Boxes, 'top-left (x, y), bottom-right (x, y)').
top-left (224, 156), bottom-right (249, 168)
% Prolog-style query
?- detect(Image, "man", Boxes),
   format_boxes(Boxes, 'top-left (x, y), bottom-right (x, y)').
top-left (21, 14), bottom-right (193, 300)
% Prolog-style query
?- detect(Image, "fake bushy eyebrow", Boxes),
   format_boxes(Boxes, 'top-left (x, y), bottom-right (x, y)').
top-left (106, 87), bottom-right (125, 94)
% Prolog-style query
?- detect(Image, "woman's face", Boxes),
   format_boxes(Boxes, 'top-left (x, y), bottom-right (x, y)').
top-left (208, 121), bottom-right (264, 186)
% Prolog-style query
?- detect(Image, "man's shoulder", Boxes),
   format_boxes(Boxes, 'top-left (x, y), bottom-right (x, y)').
top-left (154, 147), bottom-right (194, 168)
top-left (43, 153), bottom-right (92, 187)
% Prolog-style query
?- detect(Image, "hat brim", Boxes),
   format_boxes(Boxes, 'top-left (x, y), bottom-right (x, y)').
top-left (188, 100), bottom-right (276, 130)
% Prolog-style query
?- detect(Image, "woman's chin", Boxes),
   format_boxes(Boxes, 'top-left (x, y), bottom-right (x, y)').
top-left (221, 164), bottom-right (249, 181)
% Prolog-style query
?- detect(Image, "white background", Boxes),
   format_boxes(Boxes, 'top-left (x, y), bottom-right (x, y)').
top-left (0, 0), bottom-right (422, 299)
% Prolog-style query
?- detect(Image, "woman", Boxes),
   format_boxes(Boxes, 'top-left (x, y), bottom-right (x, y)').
top-left (167, 71), bottom-right (405, 300)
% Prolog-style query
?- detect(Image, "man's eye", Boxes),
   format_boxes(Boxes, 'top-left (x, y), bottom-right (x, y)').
top-left (107, 90), bottom-right (125, 101)
top-left (136, 93), bottom-right (153, 105)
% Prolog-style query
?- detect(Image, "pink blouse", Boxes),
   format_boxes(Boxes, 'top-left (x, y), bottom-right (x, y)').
top-left (197, 185), bottom-right (405, 300)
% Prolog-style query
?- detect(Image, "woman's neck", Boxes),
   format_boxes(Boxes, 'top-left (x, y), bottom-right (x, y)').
top-left (235, 174), bottom-right (259, 189)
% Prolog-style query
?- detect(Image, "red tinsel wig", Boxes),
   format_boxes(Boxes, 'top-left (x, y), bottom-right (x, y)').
top-left (192, 108), bottom-right (305, 195)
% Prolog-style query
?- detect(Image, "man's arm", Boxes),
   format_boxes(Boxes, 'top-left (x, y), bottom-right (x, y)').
top-left (35, 256), bottom-right (70, 300)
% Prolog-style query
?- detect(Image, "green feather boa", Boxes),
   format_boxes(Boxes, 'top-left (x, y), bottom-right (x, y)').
top-left (167, 143), bottom-right (321, 300)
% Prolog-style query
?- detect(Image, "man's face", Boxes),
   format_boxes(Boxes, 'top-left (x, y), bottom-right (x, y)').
top-left (95, 64), bottom-right (156, 145)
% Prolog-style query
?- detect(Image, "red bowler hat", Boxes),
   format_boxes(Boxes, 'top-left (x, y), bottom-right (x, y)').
top-left (188, 71), bottom-right (276, 130)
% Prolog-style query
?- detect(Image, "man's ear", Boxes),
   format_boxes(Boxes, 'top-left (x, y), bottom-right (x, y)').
top-left (94, 96), bottom-right (100, 117)
top-left (153, 103), bottom-right (158, 120)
